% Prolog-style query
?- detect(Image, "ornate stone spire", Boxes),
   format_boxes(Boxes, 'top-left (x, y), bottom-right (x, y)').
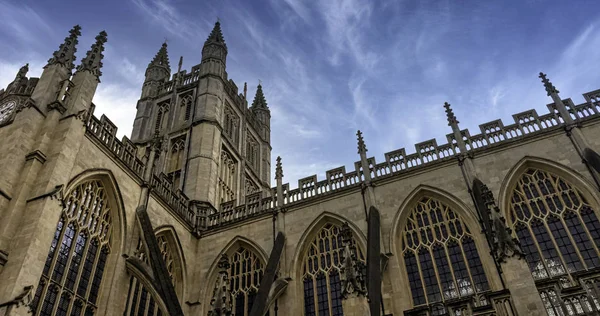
top-left (340, 222), bottom-right (366, 298)
top-left (148, 42), bottom-right (171, 72)
top-left (251, 84), bottom-right (268, 110)
top-left (202, 21), bottom-right (228, 63)
top-left (208, 254), bottom-right (232, 316)
top-left (205, 21), bottom-right (227, 49)
top-left (275, 156), bottom-right (283, 180)
top-left (539, 72), bottom-right (559, 96)
top-left (444, 102), bottom-right (458, 126)
top-left (76, 31), bottom-right (107, 80)
top-left (47, 25), bottom-right (82, 71)
top-left (357, 130), bottom-right (367, 154)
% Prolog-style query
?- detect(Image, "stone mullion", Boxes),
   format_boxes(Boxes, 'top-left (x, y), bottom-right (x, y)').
top-left (524, 222), bottom-right (550, 278)
top-left (536, 177), bottom-right (589, 275)
top-left (427, 245), bottom-right (445, 303)
top-left (414, 247), bottom-right (429, 305)
top-left (44, 218), bottom-right (70, 283)
top-left (83, 243), bottom-right (103, 304)
top-left (442, 244), bottom-right (460, 300)
top-left (540, 219), bottom-right (571, 280)
top-left (456, 239), bottom-right (478, 296)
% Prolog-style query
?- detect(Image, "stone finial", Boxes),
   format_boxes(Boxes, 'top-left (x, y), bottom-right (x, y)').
top-left (357, 130), bottom-right (367, 154)
top-left (76, 31), bottom-right (108, 80)
top-left (243, 82), bottom-right (247, 99)
top-left (340, 222), bottom-right (366, 298)
top-left (275, 156), bottom-right (283, 180)
top-left (209, 254), bottom-right (232, 316)
top-left (251, 84), bottom-right (268, 110)
top-left (148, 42), bottom-right (171, 71)
top-left (539, 72), bottom-right (559, 96)
top-left (444, 102), bottom-right (459, 126)
top-left (15, 64), bottom-right (29, 80)
top-left (47, 25), bottom-right (82, 71)
top-left (205, 21), bottom-right (227, 49)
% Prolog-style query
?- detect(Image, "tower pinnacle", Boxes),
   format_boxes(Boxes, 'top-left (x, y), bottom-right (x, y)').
top-left (205, 21), bottom-right (227, 49)
top-left (76, 31), bottom-right (108, 80)
top-left (275, 156), bottom-right (283, 180)
top-left (357, 130), bottom-right (367, 154)
top-left (251, 84), bottom-right (268, 109)
top-left (202, 21), bottom-right (228, 64)
top-left (15, 64), bottom-right (29, 81)
top-left (47, 25), bottom-right (82, 71)
top-left (148, 42), bottom-right (171, 72)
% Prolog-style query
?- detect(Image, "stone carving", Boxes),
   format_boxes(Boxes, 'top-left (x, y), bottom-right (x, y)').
top-left (77, 31), bottom-right (108, 79)
top-left (208, 254), bottom-right (232, 316)
top-left (340, 222), bottom-right (366, 298)
top-left (245, 178), bottom-right (259, 194)
top-left (475, 180), bottom-right (524, 262)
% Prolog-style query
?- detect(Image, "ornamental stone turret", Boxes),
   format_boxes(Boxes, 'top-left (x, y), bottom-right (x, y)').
top-left (200, 21), bottom-right (227, 78)
top-left (141, 42), bottom-right (171, 99)
top-left (31, 25), bottom-right (81, 111)
top-left (65, 31), bottom-right (107, 115)
top-left (251, 84), bottom-right (271, 142)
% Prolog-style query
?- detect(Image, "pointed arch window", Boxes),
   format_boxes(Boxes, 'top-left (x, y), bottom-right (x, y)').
top-left (218, 150), bottom-right (237, 205)
top-left (508, 168), bottom-right (600, 314)
top-left (302, 223), bottom-right (364, 316)
top-left (31, 179), bottom-right (113, 316)
top-left (179, 95), bottom-right (193, 122)
top-left (124, 234), bottom-right (181, 316)
top-left (401, 197), bottom-right (489, 312)
top-left (228, 247), bottom-right (265, 316)
top-left (155, 102), bottom-right (169, 133)
top-left (167, 137), bottom-right (186, 189)
top-left (224, 104), bottom-right (240, 145)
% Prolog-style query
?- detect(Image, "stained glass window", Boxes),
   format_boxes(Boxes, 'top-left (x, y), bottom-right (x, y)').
top-left (302, 223), bottom-right (364, 316)
top-left (401, 197), bottom-right (489, 309)
top-left (509, 168), bottom-right (600, 280)
top-left (509, 168), bottom-right (600, 315)
top-left (31, 180), bottom-right (113, 316)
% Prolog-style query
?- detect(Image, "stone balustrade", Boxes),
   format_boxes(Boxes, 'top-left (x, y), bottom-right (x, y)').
top-left (84, 89), bottom-right (600, 232)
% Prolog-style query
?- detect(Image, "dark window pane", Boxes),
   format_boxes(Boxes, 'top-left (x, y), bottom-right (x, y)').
top-left (53, 224), bottom-right (76, 283)
top-left (43, 219), bottom-right (65, 276)
top-left (462, 238), bottom-right (489, 292)
top-left (329, 271), bottom-right (343, 316)
top-left (547, 216), bottom-right (583, 272)
top-left (565, 213), bottom-right (600, 268)
top-left (419, 249), bottom-right (441, 303)
top-left (531, 221), bottom-right (565, 277)
top-left (447, 243), bottom-right (472, 296)
top-left (405, 252), bottom-right (425, 306)
top-left (303, 277), bottom-right (315, 316)
top-left (89, 247), bottom-right (108, 304)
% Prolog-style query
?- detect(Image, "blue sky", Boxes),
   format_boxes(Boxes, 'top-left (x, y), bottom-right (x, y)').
top-left (1, 0), bottom-right (599, 188)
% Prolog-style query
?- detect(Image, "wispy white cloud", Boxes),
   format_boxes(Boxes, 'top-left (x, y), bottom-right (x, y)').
top-left (130, 0), bottom-right (205, 40)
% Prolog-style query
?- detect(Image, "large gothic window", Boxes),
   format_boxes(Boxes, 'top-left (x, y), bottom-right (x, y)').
top-left (509, 168), bottom-right (600, 315)
top-left (401, 197), bottom-right (489, 311)
top-left (180, 95), bottom-right (193, 122)
top-left (31, 179), bottom-right (113, 316)
top-left (246, 133), bottom-right (259, 171)
top-left (123, 234), bottom-right (181, 316)
top-left (302, 223), bottom-right (363, 316)
top-left (228, 247), bottom-right (265, 316)
top-left (218, 150), bottom-right (237, 205)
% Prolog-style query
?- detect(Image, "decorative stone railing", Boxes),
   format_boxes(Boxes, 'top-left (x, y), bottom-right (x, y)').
top-left (85, 89), bottom-right (600, 232)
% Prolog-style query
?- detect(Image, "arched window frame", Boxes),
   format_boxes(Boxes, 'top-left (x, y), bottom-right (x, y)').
top-left (205, 237), bottom-right (268, 316)
top-left (391, 186), bottom-right (498, 314)
top-left (499, 157), bottom-right (600, 315)
top-left (31, 171), bottom-right (125, 316)
top-left (293, 214), bottom-right (367, 316)
top-left (167, 136), bottom-right (186, 189)
top-left (155, 102), bottom-right (170, 133)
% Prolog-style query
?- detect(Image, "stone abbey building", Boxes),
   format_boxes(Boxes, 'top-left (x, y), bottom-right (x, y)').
top-left (1, 22), bottom-right (600, 316)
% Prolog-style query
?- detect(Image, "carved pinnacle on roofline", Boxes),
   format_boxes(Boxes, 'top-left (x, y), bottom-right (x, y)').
top-left (539, 72), bottom-right (559, 96)
top-left (444, 102), bottom-right (458, 126)
top-left (357, 130), bottom-right (367, 154)
top-left (47, 25), bottom-right (82, 71)
top-left (275, 156), bottom-right (283, 180)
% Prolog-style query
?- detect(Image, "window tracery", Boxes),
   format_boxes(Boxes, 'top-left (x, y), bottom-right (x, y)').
top-left (167, 137), bottom-right (185, 189)
top-left (224, 104), bottom-right (239, 145)
top-left (124, 234), bottom-right (179, 316)
top-left (179, 95), bottom-right (193, 122)
top-left (228, 247), bottom-right (265, 316)
top-left (246, 133), bottom-right (259, 171)
top-left (508, 168), bottom-right (600, 315)
top-left (302, 223), bottom-right (364, 316)
top-left (31, 179), bottom-right (113, 316)
top-left (401, 197), bottom-right (489, 311)
top-left (154, 102), bottom-right (169, 133)
top-left (218, 150), bottom-right (236, 205)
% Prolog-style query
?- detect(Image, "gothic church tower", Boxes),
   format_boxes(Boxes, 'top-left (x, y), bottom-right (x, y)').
top-left (130, 21), bottom-right (273, 212)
